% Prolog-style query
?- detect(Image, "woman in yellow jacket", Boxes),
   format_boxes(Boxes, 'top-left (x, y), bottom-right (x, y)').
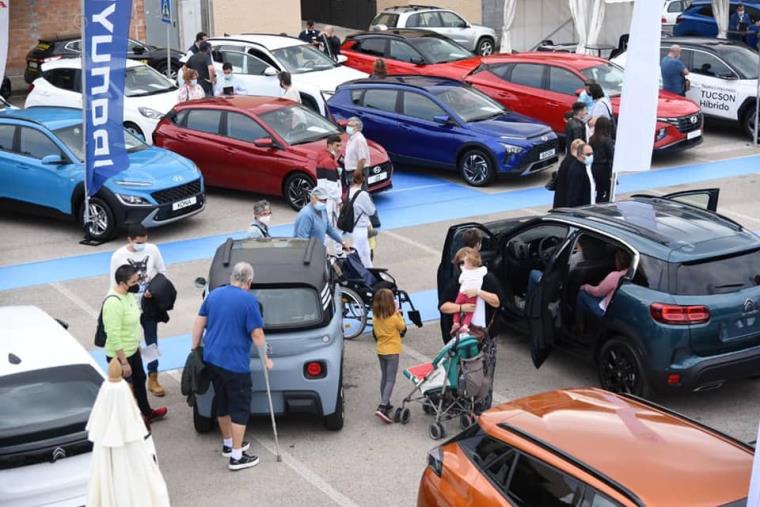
top-left (372, 288), bottom-right (406, 423)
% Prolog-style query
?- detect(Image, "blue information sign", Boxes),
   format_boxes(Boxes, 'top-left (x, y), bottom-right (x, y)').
top-left (160, 0), bottom-right (171, 24)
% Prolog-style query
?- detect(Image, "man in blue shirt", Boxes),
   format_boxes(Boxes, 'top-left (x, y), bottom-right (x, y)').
top-left (191, 261), bottom-right (271, 471)
top-left (729, 4), bottom-right (760, 43)
top-left (294, 187), bottom-right (347, 247)
top-left (661, 44), bottom-right (689, 96)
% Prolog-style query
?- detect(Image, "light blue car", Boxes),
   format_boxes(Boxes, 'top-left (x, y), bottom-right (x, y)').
top-left (193, 238), bottom-right (345, 431)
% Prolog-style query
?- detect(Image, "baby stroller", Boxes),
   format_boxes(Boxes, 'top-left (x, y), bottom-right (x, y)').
top-left (396, 334), bottom-right (493, 440)
top-left (330, 250), bottom-right (423, 339)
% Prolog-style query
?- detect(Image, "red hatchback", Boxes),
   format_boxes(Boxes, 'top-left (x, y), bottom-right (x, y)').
top-left (465, 53), bottom-right (703, 153)
top-left (153, 96), bottom-right (393, 209)
top-left (340, 29), bottom-right (482, 80)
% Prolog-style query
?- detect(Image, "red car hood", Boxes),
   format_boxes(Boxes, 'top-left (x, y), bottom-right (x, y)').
top-left (289, 134), bottom-right (389, 166)
top-left (610, 91), bottom-right (700, 119)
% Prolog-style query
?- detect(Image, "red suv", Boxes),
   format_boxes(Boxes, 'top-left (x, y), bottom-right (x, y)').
top-left (153, 96), bottom-right (393, 209)
top-left (465, 53), bottom-right (703, 152)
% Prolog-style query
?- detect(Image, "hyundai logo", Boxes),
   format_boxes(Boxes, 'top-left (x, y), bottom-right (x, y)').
top-left (744, 298), bottom-right (756, 313)
top-left (372, 166), bottom-right (381, 175)
top-left (172, 175), bottom-right (185, 183)
top-left (690, 115), bottom-right (698, 124)
top-left (51, 447), bottom-right (66, 462)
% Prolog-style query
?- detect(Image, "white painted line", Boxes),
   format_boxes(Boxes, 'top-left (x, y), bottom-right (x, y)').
top-left (380, 229), bottom-right (441, 256)
top-left (50, 282), bottom-right (98, 319)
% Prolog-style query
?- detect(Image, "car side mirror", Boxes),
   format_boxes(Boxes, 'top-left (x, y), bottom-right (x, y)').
top-left (719, 72), bottom-right (738, 80)
top-left (264, 66), bottom-right (278, 76)
top-left (253, 137), bottom-right (275, 148)
top-left (336, 54), bottom-right (348, 64)
top-left (433, 114), bottom-right (453, 125)
top-left (194, 277), bottom-right (207, 289)
top-left (41, 154), bottom-right (63, 165)
top-left (133, 46), bottom-right (145, 55)
top-left (459, 22), bottom-right (469, 28)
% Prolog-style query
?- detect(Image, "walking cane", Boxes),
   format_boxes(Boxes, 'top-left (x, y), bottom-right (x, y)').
top-left (261, 356), bottom-right (282, 462)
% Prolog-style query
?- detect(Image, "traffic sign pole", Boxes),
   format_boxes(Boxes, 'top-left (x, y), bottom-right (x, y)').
top-left (161, 0), bottom-right (172, 79)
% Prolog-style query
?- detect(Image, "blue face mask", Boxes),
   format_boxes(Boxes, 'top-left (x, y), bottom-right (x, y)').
top-left (585, 155), bottom-right (594, 167)
top-left (346, 126), bottom-right (355, 136)
top-left (314, 202), bottom-right (327, 211)
top-left (132, 242), bottom-right (146, 252)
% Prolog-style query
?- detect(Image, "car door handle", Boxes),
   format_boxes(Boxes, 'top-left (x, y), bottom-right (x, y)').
top-left (176, 133), bottom-right (189, 141)
top-left (224, 146), bottom-right (235, 153)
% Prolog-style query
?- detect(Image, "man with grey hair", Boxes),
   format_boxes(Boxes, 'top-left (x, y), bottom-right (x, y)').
top-left (191, 261), bottom-right (271, 471)
top-left (661, 44), bottom-right (689, 96)
top-left (247, 200), bottom-right (272, 239)
top-left (344, 116), bottom-right (370, 189)
top-left (294, 187), bottom-right (347, 249)
top-left (320, 25), bottom-right (341, 60)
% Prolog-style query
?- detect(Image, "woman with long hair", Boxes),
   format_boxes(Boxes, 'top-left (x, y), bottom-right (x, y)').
top-left (589, 116), bottom-right (615, 203)
top-left (178, 68), bottom-right (206, 102)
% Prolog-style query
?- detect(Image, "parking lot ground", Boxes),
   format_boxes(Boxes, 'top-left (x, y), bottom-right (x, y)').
top-left (1, 114), bottom-right (760, 505)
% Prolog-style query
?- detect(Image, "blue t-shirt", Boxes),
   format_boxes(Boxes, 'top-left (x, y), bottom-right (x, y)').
top-left (661, 56), bottom-right (686, 95)
top-left (199, 285), bottom-right (264, 374)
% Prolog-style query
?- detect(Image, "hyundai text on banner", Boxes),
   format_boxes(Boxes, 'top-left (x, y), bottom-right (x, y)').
top-left (610, 0), bottom-right (661, 174)
top-left (84, 0), bottom-right (133, 196)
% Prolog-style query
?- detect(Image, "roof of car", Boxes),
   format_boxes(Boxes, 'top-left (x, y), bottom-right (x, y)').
top-left (38, 33), bottom-right (80, 42)
top-left (379, 4), bottom-right (446, 13)
top-left (208, 34), bottom-right (305, 50)
top-left (339, 74), bottom-right (465, 90)
top-left (548, 196), bottom-right (760, 261)
top-left (346, 28), bottom-right (447, 40)
top-left (0, 306), bottom-right (104, 376)
top-left (661, 36), bottom-right (756, 50)
top-left (172, 95), bottom-right (298, 114)
top-left (0, 106), bottom-right (82, 130)
top-left (40, 58), bottom-right (143, 71)
top-left (480, 51), bottom-right (608, 69)
top-left (480, 388), bottom-right (753, 506)
top-left (208, 238), bottom-right (329, 291)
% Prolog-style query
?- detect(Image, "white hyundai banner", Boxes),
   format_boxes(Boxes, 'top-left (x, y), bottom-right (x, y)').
top-left (611, 0), bottom-right (661, 175)
top-left (0, 0), bottom-right (8, 87)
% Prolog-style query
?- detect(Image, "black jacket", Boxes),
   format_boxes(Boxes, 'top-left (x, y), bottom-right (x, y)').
top-left (552, 155), bottom-right (574, 208)
top-left (181, 348), bottom-right (210, 407)
top-left (590, 136), bottom-right (614, 203)
top-left (564, 117), bottom-right (586, 153)
top-left (564, 158), bottom-right (592, 208)
top-left (321, 34), bottom-right (341, 59)
top-left (142, 273), bottom-right (177, 323)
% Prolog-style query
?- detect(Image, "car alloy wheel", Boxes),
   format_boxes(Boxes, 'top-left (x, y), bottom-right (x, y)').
top-left (460, 149), bottom-right (494, 187)
top-left (599, 339), bottom-right (648, 396)
top-left (742, 105), bottom-right (757, 139)
top-left (80, 197), bottom-right (116, 240)
top-left (284, 172), bottom-right (314, 210)
top-left (477, 38), bottom-right (495, 56)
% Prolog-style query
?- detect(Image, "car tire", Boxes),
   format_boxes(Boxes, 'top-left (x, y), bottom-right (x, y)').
top-left (156, 60), bottom-right (181, 81)
top-left (476, 37), bottom-right (495, 56)
top-left (339, 286), bottom-right (368, 340)
top-left (79, 196), bottom-right (117, 241)
top-left (193, 402), bottom-right (215, 433)
top-left (124, 122), bottom-right (145, 142)
top-left (598, 337), bottom-right (651, 398)
top-left (283, 172), bottom-right (315, 210)
top-left (459, 148), bottom-right (495, 187)
top-left (324, 374), bottom-right (345, 431)
top-left (742, 103), bottom-right (757, 139)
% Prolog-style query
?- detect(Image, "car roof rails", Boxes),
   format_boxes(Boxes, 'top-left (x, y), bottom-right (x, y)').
top-left (221, 237), bottom-right (235, 267)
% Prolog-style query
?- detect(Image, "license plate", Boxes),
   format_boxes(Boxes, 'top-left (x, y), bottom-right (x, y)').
top-left (172, 196), bottom-right (197, 211)
top-left (28, 61), bottom-right (38, 69)
top-left (539, 148), bottom-right (556, 160)
top-left (368, 172), bottom-right (388, 184)
top-left (687, 129), bottom-right (702, 140)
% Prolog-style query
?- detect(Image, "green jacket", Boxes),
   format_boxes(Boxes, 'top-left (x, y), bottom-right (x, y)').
top-left (103, 290), bottom-right (141, 358)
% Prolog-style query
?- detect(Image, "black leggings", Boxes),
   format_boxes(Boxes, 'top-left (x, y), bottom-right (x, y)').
top-left (107, 349), bottom-right (151, 417)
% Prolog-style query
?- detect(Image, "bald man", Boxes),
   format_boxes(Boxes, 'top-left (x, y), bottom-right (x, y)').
top-left (661, 44), bottom-right (689, 96)
top-left (321, 25), bottom-right (341, 60)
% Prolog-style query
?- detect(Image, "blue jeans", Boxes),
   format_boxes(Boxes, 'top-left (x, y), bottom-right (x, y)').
top-left (527, 269), bottom-right (543, 297)
top-left (140, 314), bottom-right (158, 374)
top-left (576, 291), bottom-right (605, 323)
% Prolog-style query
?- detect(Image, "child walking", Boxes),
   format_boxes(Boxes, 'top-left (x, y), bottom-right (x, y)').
top-left (372, 288), bottom-right (406, 423)
top-left (450, 247), bottom-right (488, 336)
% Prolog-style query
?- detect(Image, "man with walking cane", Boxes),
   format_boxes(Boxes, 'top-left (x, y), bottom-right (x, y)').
top-left (191, 262), bottom-right (276, 471)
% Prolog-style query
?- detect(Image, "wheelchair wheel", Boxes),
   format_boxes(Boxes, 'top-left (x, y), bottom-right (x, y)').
top-left (339, 286), bottom-right (367, 340)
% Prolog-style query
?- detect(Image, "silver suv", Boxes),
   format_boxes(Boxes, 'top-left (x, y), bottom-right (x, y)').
top-left (370, 5), bottom-right (497, 56)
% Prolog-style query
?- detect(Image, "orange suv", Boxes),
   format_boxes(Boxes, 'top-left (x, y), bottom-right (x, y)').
top-left (418, 388), bottom-right (753, 506)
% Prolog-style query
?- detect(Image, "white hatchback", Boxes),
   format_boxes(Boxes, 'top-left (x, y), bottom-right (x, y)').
top-left (25, 59), bottom-right (179, 143)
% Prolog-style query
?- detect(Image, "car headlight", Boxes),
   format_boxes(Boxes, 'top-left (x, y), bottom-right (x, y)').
top-left (500, 143), bottom-right (524, 155)
top-left (116, 193), bottom-right (152, 206)
top-left (655, 127), bottom-right (668, 141)
top-left (139, 107), bottom-right (163, 119)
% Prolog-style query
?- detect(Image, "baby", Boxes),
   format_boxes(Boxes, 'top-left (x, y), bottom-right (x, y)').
top-left (451, 247), bottom-right (488, 335)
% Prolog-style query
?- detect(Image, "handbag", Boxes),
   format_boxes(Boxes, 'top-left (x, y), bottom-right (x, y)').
top-left (369, 211), bottom-right (381, 228)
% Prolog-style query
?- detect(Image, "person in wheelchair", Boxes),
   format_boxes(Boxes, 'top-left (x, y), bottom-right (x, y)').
top-left (574, 249), bottom-right (631, 333)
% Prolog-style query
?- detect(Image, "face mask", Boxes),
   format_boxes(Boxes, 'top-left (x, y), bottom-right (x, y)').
top-left (224, 74), bottom-right (232, 81)
top-left (585, 155), bottom-right (594, 167)
top-left (314, 202), bottom-right (327, 211)
top-left (127, 283), bottom-right (140, 294)
top-left (190, 79), bottom-right (198, 86)
top-left (346, 126), bottom-right (355, 136)
top-left (258, 215), bottom-right (271, 224)
top-left (132, 242), bottom-right (146, 252)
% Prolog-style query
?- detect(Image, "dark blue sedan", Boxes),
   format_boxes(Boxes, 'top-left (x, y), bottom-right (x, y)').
top-left (674, 0), bottom-right (760, 47)
top-left (327, 75), bottom-right (558, 186)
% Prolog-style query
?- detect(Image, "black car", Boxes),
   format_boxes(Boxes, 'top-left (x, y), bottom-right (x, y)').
top-left (0, 77), bottom-right (10, 100)
top-left (24, 35), bottom-right (185, 83)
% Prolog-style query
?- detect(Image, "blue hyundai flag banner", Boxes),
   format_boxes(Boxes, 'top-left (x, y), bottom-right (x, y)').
top-left (84, 0), bottom-right (133, 197)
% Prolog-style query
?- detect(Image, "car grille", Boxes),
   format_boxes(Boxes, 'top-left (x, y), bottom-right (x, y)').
top-left (0, 438), bottom-right (92, 470)
top-left (521, 138), bottom-right (559, 163)
top-left (151, 178), bottom-right (202, 204)
top-left (154, 193), bottom-right (205, 221)
top-left (661, 112), bottom-right (702, 133)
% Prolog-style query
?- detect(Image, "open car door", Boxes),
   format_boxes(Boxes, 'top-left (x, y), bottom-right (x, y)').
top-left (633, 188), bottom-right (719, 212)
top-left (527, 233), bottom-right (576, 368)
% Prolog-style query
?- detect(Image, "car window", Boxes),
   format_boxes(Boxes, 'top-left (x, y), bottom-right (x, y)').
top-left (433, 86), bottom-right (504, 122)
top-left (362, 89), bottom-right (398, 113)
top-left (356, 37), bottom-right (386, 57)
top-left (420, 11), bottom-right (443, 27)
top-left (18, 127), bottom-right (62, 160)
top-left (489, 63), bottom-right (514, 80)
top-left (507, 454), bottom-right (584, 506)
top-left (509, 64), bottom-right (545, 89)
top-left (581, 63), bottom-right (625, 96)
top-left (631, 253), bottom-right (667, 291)
top-left (373, 12), bottom-right (399, 28)
top-left (410, 36), bottom-right (473, 63)
top-left (440, 11), bottom-right (466, 28)
top-left (581, 489), bottom-right (623, 507)
top-left (66, 40), bottom-right (82, 52)
top-left (0, 125), bottom-right (15, 152)
top-left (124, 65), bottom-right (176, 97)
top-left (247, 48), bottom-right (279, 69)
top-left (44, 68), bottom-right (81, 92)
top-left (389, 40), bottom-right (423, 63)
top-left (402, 92), bottom-right (445, 121)
top-left (127, 39), bottom-right (145, 54)
top-left (688, 50), bottom-right (734, 78)
top-left (223, 51), bottom-right (270, 75)
top-left (252, 287), bottom-right (321, 329)
top-left (272, 44), bottom-right (338, 74)
top-left (407, 13), bottom-right (422, 27)
top-left (226, 112), bottom-right (269, 142)
top-left (259, 104), bottom-right (340, 145)
top-left (186, 109), bottom-right (223, 135)
top-left (715, 45), bottom-right (758, 79)
top-left (548, 66), bottom-right (584, 95)
top-left (668, 1), bottom-right (682, 13)
top-left (676, 249), bottom-right (760, 295)
top-left (698, 5), bottom-right (713, 16)
top-left (350, 89), bottom-right (364, 105)
top-left (53, 124), bottom-right (147, 162)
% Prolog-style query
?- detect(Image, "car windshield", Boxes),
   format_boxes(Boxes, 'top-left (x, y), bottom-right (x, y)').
top-left (716, 45), bottom-right (758, 79)
top-left (433, 86), bottom-right (505, 122)
top-left (581, 63), bottom-right (625, 96)
top-left (271, 44), bottom-right (337, 74)
top-left (54, 124), bottom-right (149, 162)
top-left (0, 364), bottom-right (102, 444)
top-left (259, 104), bottom-right (339, 145)
top-left (410, 37), bottom-right (473, 64)
top-left (251, 287), bottom-right (322, 330)
top-left (125, 65), bottom-right (177, 97)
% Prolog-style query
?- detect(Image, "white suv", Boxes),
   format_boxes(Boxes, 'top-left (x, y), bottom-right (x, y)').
top-left (370, 6), bottom-right (497, 55)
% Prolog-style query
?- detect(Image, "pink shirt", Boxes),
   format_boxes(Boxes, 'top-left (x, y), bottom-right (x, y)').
top-left (583, 269), bottom-right (627, 310)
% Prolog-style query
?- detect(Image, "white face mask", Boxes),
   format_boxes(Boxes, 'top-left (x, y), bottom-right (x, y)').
top-left (190, 79), bottom-right (197, 86)
top-left (258, 215), bottom-right (271, 224)
top-left (132, 242), bottom-right (146, 252)
top-left (346, 126), bottom-right (355, 136)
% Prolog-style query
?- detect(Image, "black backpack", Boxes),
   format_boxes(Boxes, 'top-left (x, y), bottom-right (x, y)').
top-left (336, 190), bottom-right (365, 233)
top-left (94, 294), bottom-right (120, 347)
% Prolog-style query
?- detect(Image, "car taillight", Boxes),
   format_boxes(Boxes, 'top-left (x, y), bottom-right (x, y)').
top-left (667, 373), bottom-right (682, 385)
top-left (427, 446), bottom-right (443, 477)
top-left (650, 303), bottom-right (710, 324)
top-left (304, 361), bottom-right (326, 379)
top-left (662, 16), bottom-right (667, 23)
top-left (42, 56), bottom-right (63, 64)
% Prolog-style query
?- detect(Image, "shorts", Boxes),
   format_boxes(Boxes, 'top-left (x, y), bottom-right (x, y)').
top-left (208, 364), bottom-right (252, 425)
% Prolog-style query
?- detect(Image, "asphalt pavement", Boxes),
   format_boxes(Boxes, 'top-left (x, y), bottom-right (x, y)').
top-left (2, 103), bottom-right (760, 505)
